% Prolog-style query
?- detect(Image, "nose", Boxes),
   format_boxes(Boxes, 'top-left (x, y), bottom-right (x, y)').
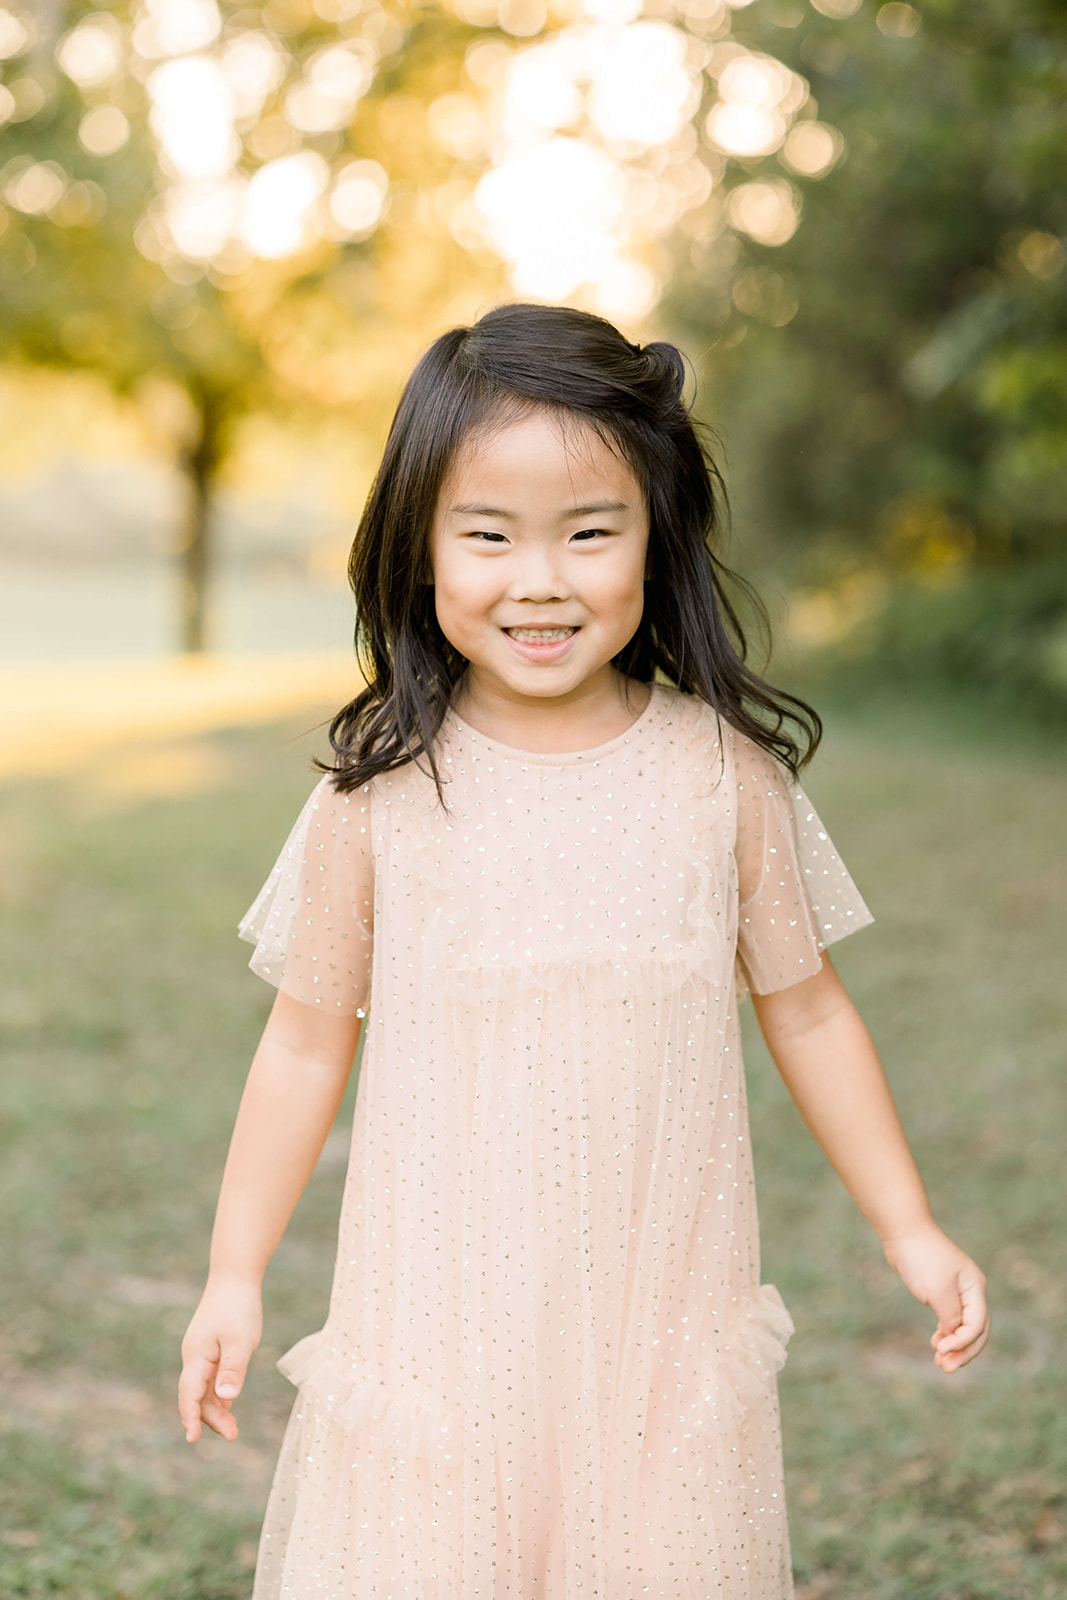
top-left (507, 544), bottom-right (570, 604)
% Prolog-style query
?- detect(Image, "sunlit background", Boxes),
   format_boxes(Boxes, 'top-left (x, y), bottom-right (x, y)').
top-left (15, 0), bottom-right (833, 312)
top-left (1, 0), bottom-right (988, 671)
top-left (2, 0), bottom-right (1064, 708)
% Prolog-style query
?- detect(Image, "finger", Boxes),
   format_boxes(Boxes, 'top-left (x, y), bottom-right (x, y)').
top-left (937, 1322), bottom-right (982, 1352)
top-left (215, 1340), bottom-right (254, 1401)
top-left (950, 1321), bottom-right (991, 1368)
top-left (935, 1275), bottom-right (988, 1351)
top-left (178, 1354), bottom-right (217, 1442)
top-left (937, 1323), bottom-right (989, 1372)
top-left (936, 1312), bottom-right (991, 1372)
top-left (200, 1397), bottom-right (240, 1441)
top-left (927, 1280), bottom-right (964, 1341)
top-left (938, 1312), bottom-right (991, 1365)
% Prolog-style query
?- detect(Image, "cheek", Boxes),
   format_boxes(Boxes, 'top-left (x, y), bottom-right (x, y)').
top-left (597, 550), bottom-right (647, 632)
top-left (429, 537), bottom-right (463, 606)
top-left (438, 559), bottom-right (488, 609)
top-left (433, 575), bottom-right (466, 643)
top-left (432, 552), bottom-right (500, 648)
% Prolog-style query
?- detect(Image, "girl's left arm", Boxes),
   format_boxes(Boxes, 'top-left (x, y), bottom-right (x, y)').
top-left (751, 953), bottom-right (990, 1372)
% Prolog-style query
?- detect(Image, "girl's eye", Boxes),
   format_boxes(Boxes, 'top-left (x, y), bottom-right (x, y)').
top-left (572, 527), bottom-right (612, 542)
top-left (468, 530), bottom-right (508, 543)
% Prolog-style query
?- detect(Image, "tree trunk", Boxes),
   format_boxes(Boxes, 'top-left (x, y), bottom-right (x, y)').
top-left (179, 391), bottom-right (223, 655)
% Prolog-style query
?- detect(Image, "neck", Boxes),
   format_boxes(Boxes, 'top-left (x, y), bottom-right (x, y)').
top-left (452, 668), bottom-right (652, 754)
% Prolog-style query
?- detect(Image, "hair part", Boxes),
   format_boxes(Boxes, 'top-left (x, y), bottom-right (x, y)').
top-left (320, 302), bottom-right (821, 797)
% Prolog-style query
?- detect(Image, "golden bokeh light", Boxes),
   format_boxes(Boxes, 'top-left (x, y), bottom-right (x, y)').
top-left (876, 3), bottom-right (922, 39)
top-left (327, 159), bottom-right (389, 240)
top-left (78, 105), bottom-right (132, 158)
top-left (808, 0), bottom-right (861, 17)
top-left (475, 136), bottom-right (624, 301)
top-left (3, 159), bottom-right (68, 216)
top-left (704, 46), bottom-right (807, 158)
top-left (9, 0), bottom-right (848, 317)
top-left (727, 178), bottom-right (800, 247)
top-left (5, 74), bottom-right (45, 123)
top-left (427, 93), bottom-right (488, 160)
top-left (220, 30), bottom-right (287, 118)
top-left (148, 57), bottom-right (238, 180)
top-left (56, 15), bottom-right (124, 88)
top-left (468, 11), bottom-right (723, 316)
top-left (1016, 230), bottom-right (1065, 282)
top-left (242, 152), bottom-right (329, 258)
top-left (133, 0), bottom-right (221, 60)
top-left (779, 119), bottom-right (844, 179)
top-left (284, 42), bottom-right (375, 133)
top-left (0, 7), bottom-right (33, 59)
top-left (164, 174), bottom-right (244, 259)
top-left (587, 24), bottom-right (694, 147)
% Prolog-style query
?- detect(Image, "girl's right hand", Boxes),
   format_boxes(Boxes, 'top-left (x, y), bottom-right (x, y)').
top-left (178, 1276), bottom-right (263, 1443)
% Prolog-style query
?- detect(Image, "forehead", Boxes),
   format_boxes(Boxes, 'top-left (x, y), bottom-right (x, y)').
top-left (441, 409), bottom-right (641, 506)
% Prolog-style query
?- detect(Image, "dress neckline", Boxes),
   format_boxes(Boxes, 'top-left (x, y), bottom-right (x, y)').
top-left (444, 682), bottom-right (669, 766)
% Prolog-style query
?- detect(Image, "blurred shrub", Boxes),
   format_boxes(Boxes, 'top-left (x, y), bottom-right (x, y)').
top-left (798, 561), bottom-right (1067, 720)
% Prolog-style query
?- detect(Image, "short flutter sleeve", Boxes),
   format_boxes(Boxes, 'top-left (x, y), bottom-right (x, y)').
top-left (238, 776), bottom-right (373, 1015)
top-left (729, 727), bottom-right (873, 997)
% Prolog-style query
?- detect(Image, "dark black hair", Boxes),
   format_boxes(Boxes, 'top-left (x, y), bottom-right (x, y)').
top-left (321, 301), bottom-right (820, 795)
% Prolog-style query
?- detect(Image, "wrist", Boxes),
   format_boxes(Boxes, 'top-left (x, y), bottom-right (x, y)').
top-left (206, 1262), bottom-right (265, 1293)
top-left (876, 1209), bottom-right (939, 1250)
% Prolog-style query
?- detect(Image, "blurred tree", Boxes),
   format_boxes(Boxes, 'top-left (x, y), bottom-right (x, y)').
top-left (666, 0), bottom-right (1067, 704)
top-left (0, 0), bottom-right (502, 650)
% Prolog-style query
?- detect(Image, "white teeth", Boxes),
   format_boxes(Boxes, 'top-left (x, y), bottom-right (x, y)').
top-left (506, 627), bottom-right (576, 642)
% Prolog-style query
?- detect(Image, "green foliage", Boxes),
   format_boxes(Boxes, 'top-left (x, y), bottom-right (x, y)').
top-left (798, 560), bottom-right (1067, 719)
top-left (667, 0), bottom-right (1067, 709)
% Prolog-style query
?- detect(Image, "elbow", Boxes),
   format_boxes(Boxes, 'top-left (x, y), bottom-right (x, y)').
top-left (751, 954), bottom-right (854, 1046)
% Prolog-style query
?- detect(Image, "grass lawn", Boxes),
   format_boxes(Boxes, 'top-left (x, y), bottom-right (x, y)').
top-left (0, 700), bottom-right (1064, 1598)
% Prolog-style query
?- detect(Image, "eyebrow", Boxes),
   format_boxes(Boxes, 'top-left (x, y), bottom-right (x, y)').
top-left (448, 500), bottom-right (632, 520)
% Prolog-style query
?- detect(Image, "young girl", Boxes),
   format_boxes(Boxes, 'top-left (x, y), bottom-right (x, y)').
top-left (179, 303), bottom-right (989, 1600)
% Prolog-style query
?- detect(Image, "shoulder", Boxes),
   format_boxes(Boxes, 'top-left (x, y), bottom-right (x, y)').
top-left (652, 687), bottom-right (751, 780)
top-left (296, 773), bottom-right (375, 857)
top-left (652, 691), bottom-right (797, 796)
top-left (307, 770), bottom-right (372, 813)
top-left (652, 683), bottom-right (721, 746)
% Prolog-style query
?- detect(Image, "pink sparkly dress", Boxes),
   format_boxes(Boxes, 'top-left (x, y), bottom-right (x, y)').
top-left (240, 683), bottom-right (872, 1600)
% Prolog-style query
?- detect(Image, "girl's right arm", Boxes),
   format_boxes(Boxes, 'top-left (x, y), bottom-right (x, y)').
top-left (178, 990), bottom-right (362, 1443)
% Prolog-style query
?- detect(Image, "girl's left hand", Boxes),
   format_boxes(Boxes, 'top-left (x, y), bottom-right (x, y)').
top-left (881, 1221), bottom-right (990, 1373)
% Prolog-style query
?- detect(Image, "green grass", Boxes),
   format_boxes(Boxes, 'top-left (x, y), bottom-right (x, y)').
top-left (1, 702), bottom-right (1064, 1598)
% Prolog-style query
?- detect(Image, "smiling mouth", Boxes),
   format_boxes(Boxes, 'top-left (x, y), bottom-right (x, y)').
top-left (503, 626), bottom-right (578, 642)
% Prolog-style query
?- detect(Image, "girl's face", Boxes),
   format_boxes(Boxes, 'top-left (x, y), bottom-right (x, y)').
top-left (429, 409), bottom-right (650, 709)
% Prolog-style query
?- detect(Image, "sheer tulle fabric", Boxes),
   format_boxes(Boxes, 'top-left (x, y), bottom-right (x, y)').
top-left (240, 685), bottom-right (872, 1599)
top-left (239, 779), bottom-right (373, 1013)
